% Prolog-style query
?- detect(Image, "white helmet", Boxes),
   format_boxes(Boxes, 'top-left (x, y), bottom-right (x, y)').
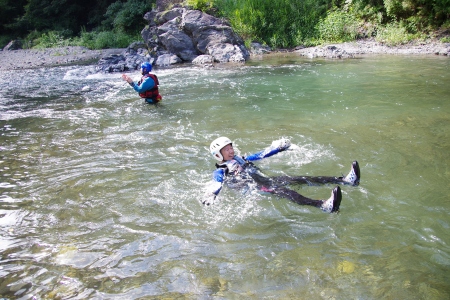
top-left (210, 136), bottom-right (232, 161)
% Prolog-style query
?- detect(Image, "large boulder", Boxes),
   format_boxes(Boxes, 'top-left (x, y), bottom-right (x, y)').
top-left (207, 43), bottom-right (248, 63)
top-left (157, 18), bottom-right (198, 61)
top-left (98, 6), bottom-right (250, 72)
top-left (192, 26), bottom-right (240, 53)
top-left (181, 9), bottom-right (229, 33)
top-left (175, 9), bottom-right (249, 63)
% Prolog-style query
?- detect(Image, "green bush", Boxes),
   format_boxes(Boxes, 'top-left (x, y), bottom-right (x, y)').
top-left (214, 0), bottom-right (326, 48)
top-left (185, 0), bottom-right (215, 12)
top-left (317, 9), bottom-right (360, 43)
top-left (102, 0), bottom-right (154, 34)
top-left (4, 0), bottom-right (448, 51)
top-left (27, 28), bottom-right (142, 50)
top-left (33, 31), bottom-right (71, 49)
top-left (73, 30), bottom-right (142, 49)
top-left (375, 22), bottom-right (417, 45)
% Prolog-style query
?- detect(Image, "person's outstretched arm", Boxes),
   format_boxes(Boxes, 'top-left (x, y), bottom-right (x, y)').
top-left (245, 138), bottom-right (291, 161)
top-left (202, 168), bottom-right (226, 205)
top-left (121, 74), bottom-right (155, 93)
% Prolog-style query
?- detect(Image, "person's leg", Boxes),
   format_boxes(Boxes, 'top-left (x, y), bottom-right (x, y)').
top-left (271, 186), bottom-right (322, 207)
top-left (262, 185), bottom-right (342, 213)
top-left (271, 175), bottom-right (345, 185)
top-left (271, 161), bottom-right (360, 186)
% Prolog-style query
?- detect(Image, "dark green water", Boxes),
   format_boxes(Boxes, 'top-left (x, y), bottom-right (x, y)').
top-left (0, 54), bottom-right (449, 299)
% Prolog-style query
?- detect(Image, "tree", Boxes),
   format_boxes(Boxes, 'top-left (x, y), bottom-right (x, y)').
top-left (0, 0), bottom-right (28, 34)
top-left (102, 0), bottom-right (154, 34)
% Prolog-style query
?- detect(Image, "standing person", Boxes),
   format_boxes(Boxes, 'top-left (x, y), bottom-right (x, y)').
top-left (121, 62), bottom-right (162, 104)
top-left (203, 137), bottom-right (360, 213)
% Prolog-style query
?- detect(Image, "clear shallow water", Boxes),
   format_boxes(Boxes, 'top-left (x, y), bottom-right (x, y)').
top-left (0, 54), bottom-right (449, 299)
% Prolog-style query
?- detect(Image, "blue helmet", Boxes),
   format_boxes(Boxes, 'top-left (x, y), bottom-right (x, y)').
top-left (141, 62), bottom-right (152, 74)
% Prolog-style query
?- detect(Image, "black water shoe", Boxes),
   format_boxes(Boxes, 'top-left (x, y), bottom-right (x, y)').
top-left (343, 161), bottom-right (360, 186)
top-left (321, 186), bottom-right (342, 213)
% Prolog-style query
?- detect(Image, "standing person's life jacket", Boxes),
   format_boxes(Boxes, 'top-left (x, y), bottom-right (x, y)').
top-left (138, 73), bottom-right (162, 102)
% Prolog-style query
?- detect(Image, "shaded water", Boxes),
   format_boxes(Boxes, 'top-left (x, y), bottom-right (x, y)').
top-left (0, 54), bottom-right (449, 299)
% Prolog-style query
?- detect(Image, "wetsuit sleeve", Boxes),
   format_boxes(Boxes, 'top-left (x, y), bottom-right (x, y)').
top-left (202, 168), bottom-right (225, 205)
top-left (245, 138), bottom-right (291, 161)
top-left (130, 76), bottom-right (155, 93)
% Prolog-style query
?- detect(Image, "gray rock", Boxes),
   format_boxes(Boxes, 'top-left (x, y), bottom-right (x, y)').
top-left (192, 55), bottom-right (214, 64)
top-left (3, 40), bottom-right (22, 51)
top-left (156, 53), bottom-right (182, 66)
top-left (250, 42), bottom-right (272, 55)
top-left (158, 8), bottom-right (184, 23)
top-left (157, 18), bottom-right (198, 61)
top-left (181, 9), bottom-right (229, 33)
top-left (98, 6), bottom-right (250, 72)
top-left (207, 43), bottom-right (248, 63)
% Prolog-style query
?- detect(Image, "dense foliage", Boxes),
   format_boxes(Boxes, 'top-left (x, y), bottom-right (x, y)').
top-left (188, 0), bottom-right (450, 47)
top-left (0, 0), bottom-right (449, 49)
top-left (0, 0), bottom-right (155, 48)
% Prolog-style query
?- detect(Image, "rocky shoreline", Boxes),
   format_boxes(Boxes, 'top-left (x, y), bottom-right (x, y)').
top-left (0, 47), bottom-right (125, 71)
top-left (294, 39), bottom-right (450, 58)
top-left (0, 39), bottom-right (448, 71)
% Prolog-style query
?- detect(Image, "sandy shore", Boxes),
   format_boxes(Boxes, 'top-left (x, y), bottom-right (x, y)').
top-left (0, 40), bottom-right (448, 71)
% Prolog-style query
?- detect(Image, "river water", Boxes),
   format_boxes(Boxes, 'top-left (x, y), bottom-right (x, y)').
top-left (0, 54), bottom-right (449, 299)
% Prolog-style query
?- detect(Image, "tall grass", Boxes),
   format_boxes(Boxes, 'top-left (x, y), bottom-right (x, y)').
top-left (191, 0), bottom-right (440, 48)
top-left (316, 9), bottom-right (360, 43)
top-left (28, 29), bottom-right (142, 50)
top-left (185, 0), bottom-right (215, 12)
top-left (73, 30), bottom-right (142, 49)
top-left (32, 31), bottom-right (72, 49)
top-left (213, 0), bottom-right (327, 48)
top-left (375, 22), bottom-right (421, 45)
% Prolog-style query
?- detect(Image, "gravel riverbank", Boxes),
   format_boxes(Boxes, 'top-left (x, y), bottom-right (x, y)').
top-left (0, 46), bottom-right (125, 71)
top-left (294, 39), bottom-right (450, 58)
top-left (0, 39), bottom-right (448, 71)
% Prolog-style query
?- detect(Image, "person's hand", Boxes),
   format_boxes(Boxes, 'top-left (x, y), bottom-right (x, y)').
top-left (202, 193), bottom-right (217, 206)
top-left (271, 138), bottom-right (291, 151)
top-left (121, 74), bottom-right (133, 83)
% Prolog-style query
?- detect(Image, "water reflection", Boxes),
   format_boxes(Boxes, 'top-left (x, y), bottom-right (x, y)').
top-left (0, 54), bottom-right (449, 299)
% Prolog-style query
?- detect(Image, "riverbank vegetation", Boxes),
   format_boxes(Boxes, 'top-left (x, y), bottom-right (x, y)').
top-left (0, 0), bottom-right (153, 49)
top-left (1, 0), bottom-right (449, 50)
top-left (189, 0), bottom-right (450, 48)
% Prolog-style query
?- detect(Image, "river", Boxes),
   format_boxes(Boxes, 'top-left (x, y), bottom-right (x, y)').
top-left (0, 54), bottom-right (449, 299)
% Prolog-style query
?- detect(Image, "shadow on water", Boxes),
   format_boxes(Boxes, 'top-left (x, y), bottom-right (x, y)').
top-left (0, 55), bottom-right (449, 299)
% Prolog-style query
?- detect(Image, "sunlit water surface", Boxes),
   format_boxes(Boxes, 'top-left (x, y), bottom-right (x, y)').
top-left (0, 54), bottom-right (449, 299)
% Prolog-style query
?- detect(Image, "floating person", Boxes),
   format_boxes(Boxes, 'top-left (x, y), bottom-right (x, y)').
top-left (203, 136), bottom-right (360, 213)
top-left (121, 62), bottom-right (162, 104)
